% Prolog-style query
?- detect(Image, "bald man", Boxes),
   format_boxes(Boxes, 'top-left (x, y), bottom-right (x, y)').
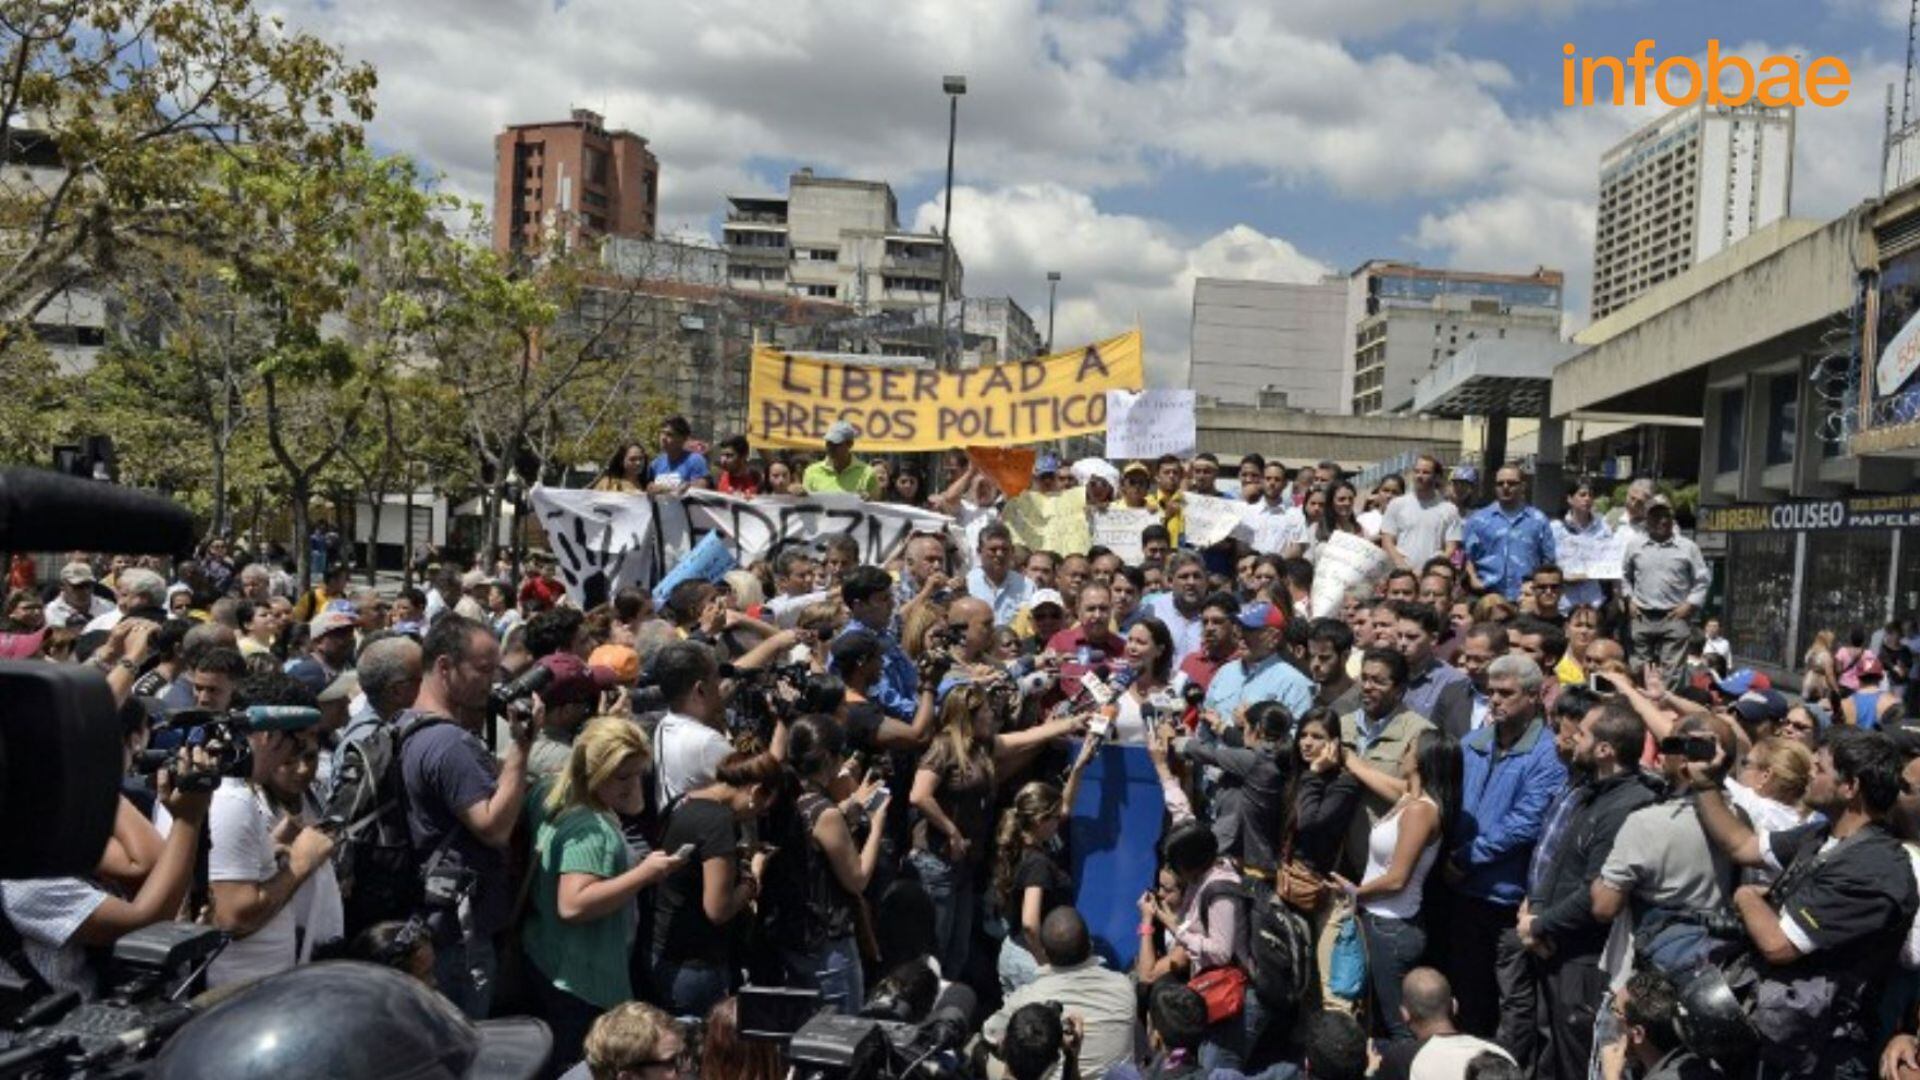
top-left (1375, 968), bottom-right (1514, 1080)
top-left (985, 908), bottom-right (1136, 1080)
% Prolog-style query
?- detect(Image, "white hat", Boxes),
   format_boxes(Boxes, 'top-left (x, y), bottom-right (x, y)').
top-left (1026, 588), bottom-right (1066, 612)
top-left (1070, 459), bottom-right (1121, 491)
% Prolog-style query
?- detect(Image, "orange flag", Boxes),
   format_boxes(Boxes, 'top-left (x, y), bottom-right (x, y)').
top-left (967, 446), bottom-right (1036, 498)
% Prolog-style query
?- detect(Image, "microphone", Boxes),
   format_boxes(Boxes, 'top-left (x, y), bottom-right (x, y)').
top-left (242, 705), bottom-right (324, 733)
top-left (916, 982), bottom-right (978, 1055)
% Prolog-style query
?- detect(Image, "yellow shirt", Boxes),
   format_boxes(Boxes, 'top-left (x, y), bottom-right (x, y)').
top-left (1556, 654), bottom-right (1585, 686)
top-left (1148, 490), bottom-right (1184, 547)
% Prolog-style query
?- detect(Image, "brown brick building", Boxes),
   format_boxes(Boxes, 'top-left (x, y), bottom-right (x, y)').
top-left (492, 109), bottom-right (658, 254)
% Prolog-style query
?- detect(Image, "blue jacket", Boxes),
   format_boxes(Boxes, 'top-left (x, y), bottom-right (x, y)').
top-left (833, 617), bottom-right (919, 721)
top-left (1450, 715), bottom-right (1568, 906)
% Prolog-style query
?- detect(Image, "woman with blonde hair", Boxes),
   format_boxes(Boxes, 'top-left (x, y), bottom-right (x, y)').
top-left (523, 717), bottom-right (687, 1071)
top-left (1728, 737), bottom-right (1812, 883)
top-left (1802, 628), bottom-right (1839, 705)
top-left (579, 1001), bottom-right (686, 1080)
top-left (900, 602), bottom-right (948, 664)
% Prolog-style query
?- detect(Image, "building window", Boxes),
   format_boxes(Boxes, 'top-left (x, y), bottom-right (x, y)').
top-left (1714, 387), bottom-right (1745, 474)
top-left (585, 147), bottom-right (609, 186)
top-left (1765, 374), bottom-right (1797, 467)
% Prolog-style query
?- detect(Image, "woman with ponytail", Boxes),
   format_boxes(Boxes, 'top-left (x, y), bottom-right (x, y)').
top-left (992, 740), bottom-right (1096, 994)
top-left (760, 715), bottom-right (890, 1014)
top-left (522, 717), bottom-right (689, 1073)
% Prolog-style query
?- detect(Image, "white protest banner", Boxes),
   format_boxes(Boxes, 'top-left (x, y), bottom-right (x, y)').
top-left (1002, 486), bottom-right (1092, 555)
top-left (1308, 531), bottom-right (1390, 617)
top-left (1557, 529), bottom-right (1628, 581)
top-left (1248, 512), bottom-right (1303, 556)
top-left (1105, 389), bottom-right (1196, 460)
top-left (1091, 508), bottom-right (1160, 564)
top-left (530, 486), bottom-right (953, 606)
top-left (1180, 493), bottom-right (1254, 548)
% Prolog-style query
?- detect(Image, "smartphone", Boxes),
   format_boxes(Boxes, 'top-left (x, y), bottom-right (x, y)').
top-left (673, 843), bottom-right (696, 861)
top-left (1656, 734), bottom-right (1717, 761)
top-left (863, 785), bottom-right (890, 813)
top-left (1589, 672), bottom-right (1610, 694)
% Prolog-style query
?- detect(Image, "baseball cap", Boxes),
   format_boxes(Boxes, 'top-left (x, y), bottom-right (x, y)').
top-left (310, 609), bottom-right (357, 637)
top-left (1235, 602), bottom-right (1284, 631)
top-left (284, 656), bottom-right (330, 696)
top-left (1450, 464), bottom-right (1479, 484)
top-left (1646, 496), bottom-right (1675, 517)
top-left (1122, 461), bottom-right (1152, 479)
top-left (460, 569), bottom-right (491, 590)
top-left (1026, 588), bottom-right (1066, 613)
top-left (60, 561), bottom-right (95, 585)
top-left (1712, 669), bottom-right (1757, 697)
top-left (824, 420), bottom-right (859, 445)
top-left (1729, 689), bottom-right (1789, 726)
top-left (588, 643), bottom-right (641, 685)
top-left (519, 576), bottom-right (565, 607)
top-left (536, 651), bottom-right (620, 707)
top-left (1032, 452), bottom-right (1062, 478)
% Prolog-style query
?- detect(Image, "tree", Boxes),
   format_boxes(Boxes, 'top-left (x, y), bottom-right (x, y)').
top-left (0, 0), bottom-right (376, 336)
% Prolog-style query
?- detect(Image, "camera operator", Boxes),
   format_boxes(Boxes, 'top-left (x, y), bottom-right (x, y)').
top-left (1596, 968), bottom-right (1719, 1080)
top-left (186, 644), bottom-right (246, 713)
top-left (832, 630), bottom-right (937, 756)
top-left (1686, 726), bottom-right (1918, 1077)
top-left (398, 614), bottom-right (528, 1019)
top-left (0, 745), bottom-right (213, 1000)
top-left (205, 669), bottom-right (337, 989)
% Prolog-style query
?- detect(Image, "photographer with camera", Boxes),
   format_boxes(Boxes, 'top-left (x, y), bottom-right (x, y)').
top-left (205, 668), bottom-right (338, 989)
top-left (1686, 725), bottom-right (1918, 1078)
top-left (0, 745), bottom-right (214, 1001)
top-left (397, 613), bottom-right (529, 1019)
top-left (1596, 968), bottom-right (1720, 1080)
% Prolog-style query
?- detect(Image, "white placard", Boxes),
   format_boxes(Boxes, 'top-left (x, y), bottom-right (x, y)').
top-left (1248, 512), bottom-right (1304, 555)
top-left (1181, 493), bottom-right (1254, 548)
top-left (1091, 508), bottom-right (1160, 564)
top-left (530, 487), bottom-right (954, 606)
top-left (1879, 306), bottom-right (1920, 397)
top-left (1559, 530), bottom-right (1629, 581)
top-left (1105, 389), bottom-right (1197, 460)
top-left (1308, 531), bottom-right (1390, 617)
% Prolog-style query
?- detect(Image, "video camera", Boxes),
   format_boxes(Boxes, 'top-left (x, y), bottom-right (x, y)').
top-left (130, 705), bottom-right (324, 793)
top-left (0, 922), bottom-right (227, 1078)
top-left (741, 981), bottom-right (979, 1080)
top-left (723, 660), bottom-right (813, 744)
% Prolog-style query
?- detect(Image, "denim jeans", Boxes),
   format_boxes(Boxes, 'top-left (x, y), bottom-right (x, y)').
top-left (1360, 909), bottom-right (1426, 1041)
top-left (781, 935), bottom-right (865, 1016)
top-left (997, 935), bottom-right (1043, 996)
top-left (650, 956), bottom-right (730, 1019)
top-left (909, 848), bottom-right (975, 980)
top-left (433, 932), bottom-right (497, 1020)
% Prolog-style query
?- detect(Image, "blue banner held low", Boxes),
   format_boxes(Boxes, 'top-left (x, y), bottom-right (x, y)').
top-left (1068, 741), bottom-right (1166, 971)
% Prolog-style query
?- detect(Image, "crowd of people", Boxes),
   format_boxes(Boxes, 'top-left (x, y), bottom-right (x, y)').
top-left (5, 415), bottom-right (1920, 1080)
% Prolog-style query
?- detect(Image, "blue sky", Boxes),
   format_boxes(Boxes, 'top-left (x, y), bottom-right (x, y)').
top-left (280, 0), bottom-right (1910, 381)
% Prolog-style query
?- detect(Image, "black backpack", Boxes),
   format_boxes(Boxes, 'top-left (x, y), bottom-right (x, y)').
top-left (323, 712), bottom-right (449, 937)
top-left (1194, 878), bottom-right (1316, 1011)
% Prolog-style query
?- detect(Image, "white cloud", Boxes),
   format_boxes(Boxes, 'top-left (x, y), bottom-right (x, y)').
top-left (912, 184), bottom-right (1331, 385)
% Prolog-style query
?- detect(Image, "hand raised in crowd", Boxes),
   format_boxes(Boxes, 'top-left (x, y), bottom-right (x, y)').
top-left (1882, 1033), bottom-right (1920, 1080)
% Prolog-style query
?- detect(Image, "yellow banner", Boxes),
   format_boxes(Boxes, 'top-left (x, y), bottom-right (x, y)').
top-left (749, 329), bottom-right (1144, 452)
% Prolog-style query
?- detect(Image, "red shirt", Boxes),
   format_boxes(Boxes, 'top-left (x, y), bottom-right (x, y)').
top-left (717, 469), bottom-right (762, 496)
top-left (1178, 647), bottom-right (1242, 694)
top-left (1046, 625), bottom-right (1128, 695)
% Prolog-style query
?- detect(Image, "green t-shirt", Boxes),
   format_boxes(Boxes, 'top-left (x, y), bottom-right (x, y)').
top-left (802, 458), bottom-right (875, 496)
top-left (521, 803), bottom-right (635, 1009)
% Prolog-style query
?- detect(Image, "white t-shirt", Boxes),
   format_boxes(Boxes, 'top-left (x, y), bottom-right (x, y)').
top-left (1379, 490), bottom-right (1463, 569)
top-left (655, 712), bottom-right (731, 808)
top-left (1411, 1033), bottom-right (1514, 1079)
top-left (206, 780), bottom-right (300, 988)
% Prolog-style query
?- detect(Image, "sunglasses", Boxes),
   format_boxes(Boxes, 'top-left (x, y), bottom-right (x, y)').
top-left (1495, 479), bottom-right (1522, 488)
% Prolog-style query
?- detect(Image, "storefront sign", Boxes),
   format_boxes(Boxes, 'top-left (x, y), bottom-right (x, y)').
top-left (1698, 493), bottom-right (1920, 533)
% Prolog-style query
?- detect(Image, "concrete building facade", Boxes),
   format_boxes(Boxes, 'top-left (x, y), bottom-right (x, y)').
top-left (1197, 401), bottom-right (1461, 473)
top-left (1188, 277), bottom-right (1347, 413)
top-left (493, 109), bottom-right (659, 255)
top-left (1346, 261), bottom-right (1564, 415)
top-left (1590, 102), bottom-right (1794, 320)
top-left (723, 170), bottom-right (961, 312)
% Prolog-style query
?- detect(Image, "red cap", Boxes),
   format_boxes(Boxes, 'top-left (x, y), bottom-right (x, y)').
top-left (536, 652), bottom-right (620, 707)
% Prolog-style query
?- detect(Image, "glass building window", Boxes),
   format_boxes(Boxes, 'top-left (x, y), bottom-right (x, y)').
top-left (1765, 375), bottom-right (1797, 466)
top-left (1798, 530), bottom-right (1894, 661)
top-left (1715, 387), bottom-right (1745, 475)
top-left (1725, 532), bottom-right (1794, 668)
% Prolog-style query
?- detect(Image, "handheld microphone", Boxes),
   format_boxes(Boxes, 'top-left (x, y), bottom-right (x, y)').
top-left (242, 705), bottom-right (324, 733)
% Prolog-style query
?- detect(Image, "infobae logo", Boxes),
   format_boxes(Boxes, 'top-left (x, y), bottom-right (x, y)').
top-left (1562, 40), bottom-right (1850, 107)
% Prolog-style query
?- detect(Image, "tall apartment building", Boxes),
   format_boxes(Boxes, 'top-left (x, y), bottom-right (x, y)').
top-left (1346, 261), bottom-right (1563, 415)
top-left (492, 109), bottom-right (659, 255)
top-left (1188, 277), bottom-right (1348, 413)
top-left (723, 169), bottom-right (961, 311)
top-left (1590, 102), bottom-right (1794, 319)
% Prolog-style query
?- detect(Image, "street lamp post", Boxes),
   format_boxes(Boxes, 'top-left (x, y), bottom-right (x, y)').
top-left (936, 74), bottom-right (965, 368)
top-left (1045, 270), bottom-right (1061, 354)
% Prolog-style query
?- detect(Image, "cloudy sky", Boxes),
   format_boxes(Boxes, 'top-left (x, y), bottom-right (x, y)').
top-left (272, 0), bottom-right (1911, 383)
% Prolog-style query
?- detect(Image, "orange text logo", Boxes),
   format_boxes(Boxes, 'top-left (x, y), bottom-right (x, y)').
top-left (1562, 40), bottom-right (1849, 107)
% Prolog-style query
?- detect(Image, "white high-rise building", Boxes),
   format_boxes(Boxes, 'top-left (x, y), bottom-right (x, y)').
top-left (1590, 102), bottom-right (1794, 320)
